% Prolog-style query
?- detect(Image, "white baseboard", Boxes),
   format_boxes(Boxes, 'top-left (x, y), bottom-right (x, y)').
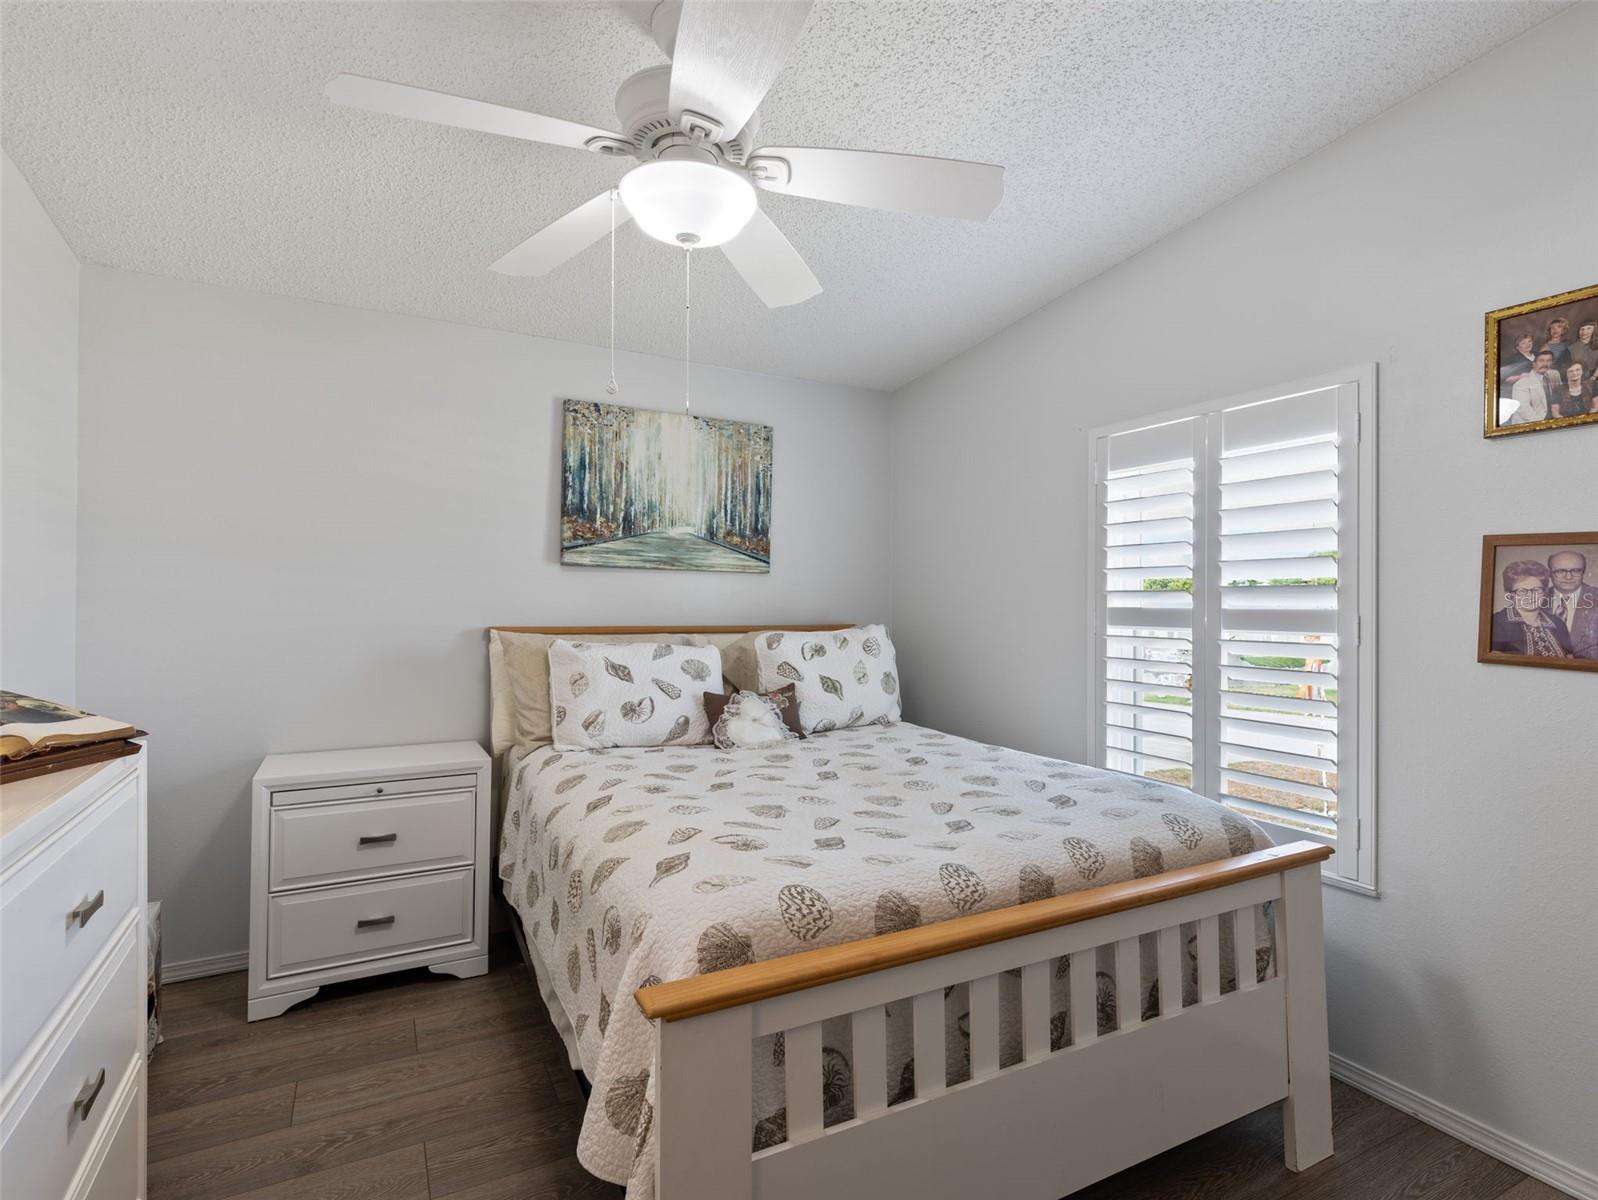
top-left (1330, 1053), bottom-right (1595, 1200)
top-left (162, 950), bottom-right (248, 983)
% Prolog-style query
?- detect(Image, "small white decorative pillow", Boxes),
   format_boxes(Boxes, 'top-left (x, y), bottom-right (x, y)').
top-left (711, 691), bottom-right (798, 751)
top-left (548, 640), bottom-right (722, 750)
top-left (753, 624), bottom-right (901, 734)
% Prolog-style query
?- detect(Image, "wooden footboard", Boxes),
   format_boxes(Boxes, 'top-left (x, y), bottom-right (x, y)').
top-left (636, 841), bottom-right (1334, 1200)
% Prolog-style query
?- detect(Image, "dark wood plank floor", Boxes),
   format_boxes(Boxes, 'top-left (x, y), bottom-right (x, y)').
top-left (149, 936), bottom-right (1569, 1200)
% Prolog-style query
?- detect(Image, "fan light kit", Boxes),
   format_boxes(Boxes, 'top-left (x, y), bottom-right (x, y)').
top-left (618, 156), bottom-right (756, 248)
top-left (323, 0), bottom-right (1005, 310)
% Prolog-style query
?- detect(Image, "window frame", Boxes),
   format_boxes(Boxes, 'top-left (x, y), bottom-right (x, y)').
top-left (1086, 364), bottom-right (1378, 893)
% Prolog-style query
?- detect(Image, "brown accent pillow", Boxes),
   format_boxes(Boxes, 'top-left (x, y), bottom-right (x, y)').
top-left (703, 685), bottom-right (804, 740)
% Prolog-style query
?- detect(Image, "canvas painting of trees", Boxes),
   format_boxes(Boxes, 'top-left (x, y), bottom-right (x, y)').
top-left (561, 399), bottom-right (772, 572)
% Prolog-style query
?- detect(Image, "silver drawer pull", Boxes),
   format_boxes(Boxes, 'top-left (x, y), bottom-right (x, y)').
top-left (74, 1067), bottom-right (107, 1121)
top-left (356, 915), bottom-right (396, 930)
top-left (358, 833), bottom-right (398, 847)
top-left (68, 890), bottom-right (106, 930)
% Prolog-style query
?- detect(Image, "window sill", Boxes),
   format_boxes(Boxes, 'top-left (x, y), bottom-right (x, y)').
top-left (1244, 811), bottom-right (1377, 897)
top-left (1321, 872), bottom-right (1378, 899)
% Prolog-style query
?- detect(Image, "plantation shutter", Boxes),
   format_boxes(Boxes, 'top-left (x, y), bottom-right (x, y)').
top-left (1215, 389), bottom-right (1344, 838)
top-left (1100, 418), bottom-right (1199, 791)
top-left (1093, 372), bottom-right (1372, 887)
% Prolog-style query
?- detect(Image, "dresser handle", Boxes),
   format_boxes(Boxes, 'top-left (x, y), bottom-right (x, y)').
top-left (68, 890), bottom-right (105, 929)
top-left (358, 833), bottom-right (398, 847)
top-left (74, 1067), bottom-right (106, 1121)
top-left (356, 915), bottom-right (396, 930)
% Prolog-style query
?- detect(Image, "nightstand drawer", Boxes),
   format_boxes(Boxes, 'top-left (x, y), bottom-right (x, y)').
top-left (270, 773), bottom-right (477, 808)
top-left (1, 767), bottom-right (140, 1081)
top-left (268, 791), bottom-right (475, 891)
top-left (266, 869), bottom-right (474, 977)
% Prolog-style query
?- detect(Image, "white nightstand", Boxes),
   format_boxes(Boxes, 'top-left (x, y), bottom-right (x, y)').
top-left (248, 741), bottom-right (491, 1021)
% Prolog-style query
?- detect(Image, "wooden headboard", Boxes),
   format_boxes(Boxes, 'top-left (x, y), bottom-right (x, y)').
top-left (487, 624), bottom-right (853, 635)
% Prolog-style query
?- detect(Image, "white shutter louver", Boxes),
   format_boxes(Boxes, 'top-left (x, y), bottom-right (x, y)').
top-left (1093, 369), bottom-right (1373, 887)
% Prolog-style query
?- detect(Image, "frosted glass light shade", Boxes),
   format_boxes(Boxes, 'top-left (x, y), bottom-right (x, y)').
top-left (618, 160), bottom-right (757, 248)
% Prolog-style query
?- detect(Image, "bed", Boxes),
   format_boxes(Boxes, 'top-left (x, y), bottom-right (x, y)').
top-left (488, 625), bottom-right (1333, 1200)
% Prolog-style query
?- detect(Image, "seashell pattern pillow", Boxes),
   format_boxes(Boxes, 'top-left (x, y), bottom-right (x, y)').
top-left (548, 640), bottom-right (722, 750)
top-left (753, 624), bottom-right (901, 734)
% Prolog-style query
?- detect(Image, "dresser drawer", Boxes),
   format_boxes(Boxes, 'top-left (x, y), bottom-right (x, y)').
top-left (270, 773), bottom-right (477, 808)
top-left (73, 1057), bottom-right (141, 1200)
top-left (267, 868), bottom-right (474, 977)
top-left (269, 790), bottom-right (475, 891)
top-left (2, 928), bottom-right (141, 1200)
top-left (1, 769), bottom-right (139, 1080)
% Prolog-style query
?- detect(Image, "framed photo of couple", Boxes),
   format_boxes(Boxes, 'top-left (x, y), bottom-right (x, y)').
top-left (1478, 533), bottom-right (1598, 673)
top-left (1484, 282), bottom-right (1598, 437)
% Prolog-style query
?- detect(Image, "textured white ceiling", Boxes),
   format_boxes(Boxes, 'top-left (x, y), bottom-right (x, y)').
top-left (1, 1), bottom-right (1563, 391)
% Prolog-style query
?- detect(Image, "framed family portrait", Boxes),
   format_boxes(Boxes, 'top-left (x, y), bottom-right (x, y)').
top-left (1478, 533), bottom-right (1598, 672)
top-left (1484, 283), bottom-right (1598, 437)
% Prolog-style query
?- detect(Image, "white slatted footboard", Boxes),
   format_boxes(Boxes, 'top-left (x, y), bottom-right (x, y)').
top-left (637, 841), bottom-right (1333, 1200)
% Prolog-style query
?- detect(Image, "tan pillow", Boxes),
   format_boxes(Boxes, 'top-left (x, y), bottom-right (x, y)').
top-left (487, 632), bottom-right (517, 756)
top-left (491, 631), bottom-right (705, 749)
top-left (720, 632), bottom-right (765, 692)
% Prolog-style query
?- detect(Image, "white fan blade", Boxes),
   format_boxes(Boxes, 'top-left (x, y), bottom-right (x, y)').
top-left (720, 208), bottom-right (821, 308)
top-left (490, 191), bottom-right (631, 276)
top-left (668, 1), bottom-right (813, 139)
top-left (751, 146), bottom-right (1004, 220)
top-left (326, 74), bottom-right (622, 152)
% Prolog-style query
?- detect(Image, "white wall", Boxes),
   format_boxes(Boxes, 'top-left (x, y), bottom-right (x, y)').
top-left (889, 4), bottom-right (1596, 1188)
top-left (76, 266), bottom-right (891, 966)
top-left (2, 151), bottom-right (79, 701)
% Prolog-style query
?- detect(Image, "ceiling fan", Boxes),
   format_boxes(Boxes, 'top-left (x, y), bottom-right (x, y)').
top-left (325, 0), bottom-right (1004, 308)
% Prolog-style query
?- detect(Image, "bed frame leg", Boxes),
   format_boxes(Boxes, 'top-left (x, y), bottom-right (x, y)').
top-left (655, 1006), bottom-right (754, 1200)
top-left (1277, 862), bottom-right (1334, 1171)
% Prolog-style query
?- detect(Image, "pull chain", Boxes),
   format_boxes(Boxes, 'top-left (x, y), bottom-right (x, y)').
top-left (683, 244), bottom-right (692, 414)
top-left (606, 189), bottom-right (619, 395)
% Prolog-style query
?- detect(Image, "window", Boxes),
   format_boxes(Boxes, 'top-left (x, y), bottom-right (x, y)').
top-left (1089, 367), bottom-right (1376, 891)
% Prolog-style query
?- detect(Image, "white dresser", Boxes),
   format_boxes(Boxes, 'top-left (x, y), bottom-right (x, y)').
top-left (248, 741), bottom-right (491, 1021)
top-left (1, 749), bottom-right (148, 1200)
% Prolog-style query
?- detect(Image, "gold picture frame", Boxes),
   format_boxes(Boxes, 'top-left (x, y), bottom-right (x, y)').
top-left (1483, 283), bottom-right (1598, 437)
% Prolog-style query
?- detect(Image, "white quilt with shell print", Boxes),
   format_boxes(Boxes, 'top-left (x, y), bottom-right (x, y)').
top-left (497, 722), bottom-right (1275, 1197)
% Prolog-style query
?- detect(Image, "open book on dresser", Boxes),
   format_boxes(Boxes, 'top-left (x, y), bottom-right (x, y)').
top-left (0, 692), bottom-right (136, 762)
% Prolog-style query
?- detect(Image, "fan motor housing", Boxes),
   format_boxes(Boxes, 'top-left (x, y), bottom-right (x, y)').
top-left (614, 66), bottom-right (757, 166)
